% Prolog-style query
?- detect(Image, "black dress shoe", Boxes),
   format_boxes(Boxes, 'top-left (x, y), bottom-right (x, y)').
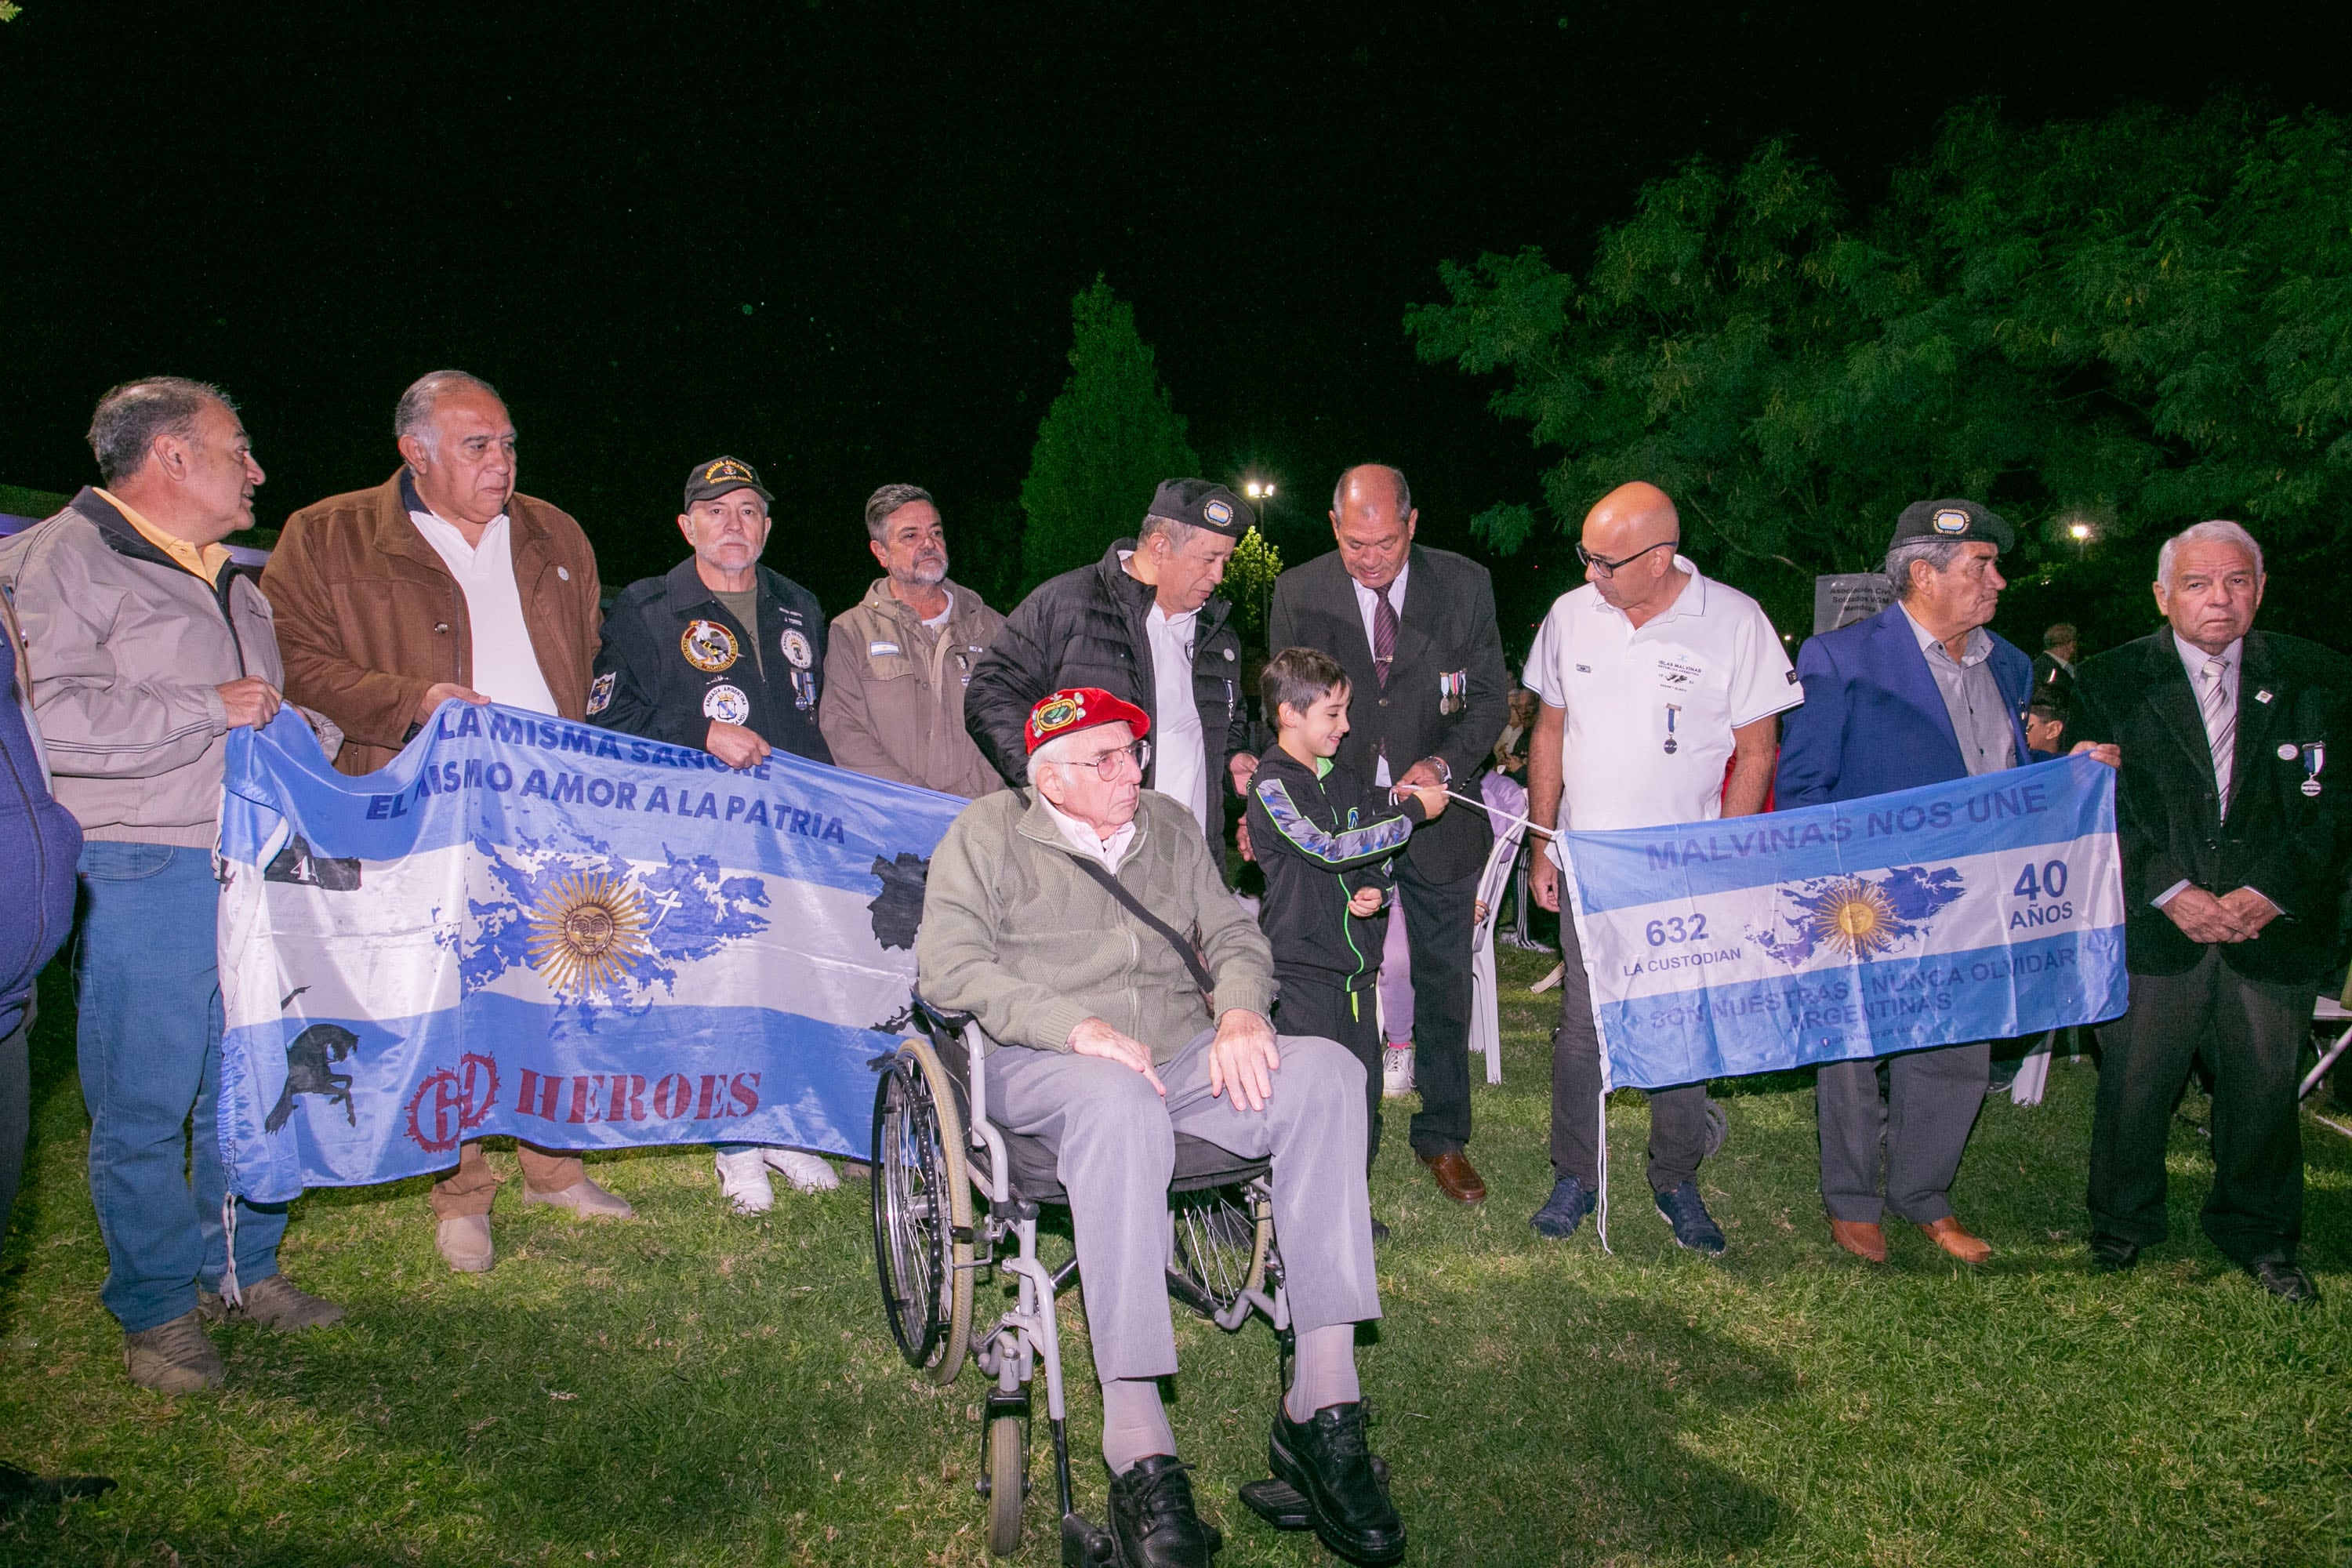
top-left (2245, 1256), bottom-right (2321, 1304)
top-left (1269, 1401), bottom-right (1405, 1566)
top-left (1108, 1454), bottom-right (1221, 1568)
top-left (2087, 1233), bottom-right (2140, 1273)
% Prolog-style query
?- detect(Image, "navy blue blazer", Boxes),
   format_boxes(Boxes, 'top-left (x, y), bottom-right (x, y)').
top-left (1777, 603), bottom-right (2034, 808)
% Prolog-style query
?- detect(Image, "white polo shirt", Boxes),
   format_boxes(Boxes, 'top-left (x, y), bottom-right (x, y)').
top-left (1526, 556), bottom-right (1798, 842)
top-left (407, 507), bottom-right (561, 716)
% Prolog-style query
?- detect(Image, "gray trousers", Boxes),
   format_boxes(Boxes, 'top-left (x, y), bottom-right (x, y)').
top-left (985, 1028), bottom-right (1381, 1384)
top-left (1817, 1042), bottom-right (1989, 1225)
top-left (2089, 950), bottom-right (2314, 1265)
top-left (1549, 913), bottom-right (1711, 1192)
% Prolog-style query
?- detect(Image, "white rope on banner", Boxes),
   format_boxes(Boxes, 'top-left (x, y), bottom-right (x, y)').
top-left (219, 1194), bottom-right (243, 1307)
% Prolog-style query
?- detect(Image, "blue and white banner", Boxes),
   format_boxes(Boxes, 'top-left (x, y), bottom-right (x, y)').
top-left (216, 702), bottom-right (964, 1203)
top-left (1559, 756), bottom-right (2128, 1091)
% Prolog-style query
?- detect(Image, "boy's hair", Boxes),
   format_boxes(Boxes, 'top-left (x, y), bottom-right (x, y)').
top-left (2026, 698), bottom-right (2066, 724)
top-left (1262, 646), bottom-right (1350, 724)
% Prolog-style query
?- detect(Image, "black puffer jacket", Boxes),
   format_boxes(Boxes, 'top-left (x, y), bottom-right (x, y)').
top-left (965, 540), bottom-right (1248, 859)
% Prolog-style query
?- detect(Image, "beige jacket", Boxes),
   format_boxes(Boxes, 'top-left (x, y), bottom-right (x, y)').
top-left (916, 789), bottom-right (1276, 1065)
top-left (0, 491), bottom-right (340, 846)
top-left (819, 578), bottom-right (1005, 798)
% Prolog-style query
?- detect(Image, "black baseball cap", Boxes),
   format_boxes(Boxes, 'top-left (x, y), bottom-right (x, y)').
top-left (1889, 497), bottom-right (2014, 552)
top-left (1147, 478), bottom-right (1253, 539)
top-left (683, 456), bottom-right (772, 510)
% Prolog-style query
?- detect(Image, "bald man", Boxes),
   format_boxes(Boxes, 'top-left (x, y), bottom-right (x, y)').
top-left (1265, 465), bottom-right (1509, 1204)
top-left (1523, 483), bottom-right (1799, 1250)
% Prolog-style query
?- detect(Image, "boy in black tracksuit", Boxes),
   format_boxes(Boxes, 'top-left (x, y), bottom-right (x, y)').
top-left (1245, 648), bottom-right (1448, 1172)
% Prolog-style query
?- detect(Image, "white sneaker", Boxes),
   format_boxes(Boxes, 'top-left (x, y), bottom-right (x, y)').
top-left (1381, 1044), bottom-right (1416, 1098)
top-left (715, 1149), bottom-right (775, 1214)
top-left (762, 1148), bottom-right (840, 1193)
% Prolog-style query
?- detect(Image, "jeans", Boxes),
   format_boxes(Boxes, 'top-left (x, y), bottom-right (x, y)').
top-left (76, 841), bottom-right (285, 1331)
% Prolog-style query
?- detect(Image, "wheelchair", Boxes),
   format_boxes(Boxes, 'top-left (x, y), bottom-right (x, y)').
top-left (872, 997), bottom-right (1318, 1563)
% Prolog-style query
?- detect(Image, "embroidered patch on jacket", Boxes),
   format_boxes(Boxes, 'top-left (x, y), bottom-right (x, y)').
top-left (782, 629), bottom-right (814, 669)
top-left (681, 619), bottom-right (739, 673)
top-left (702, 683), bottom-right (751, 724)
top-left (586, 671), bottom-right (616, 714)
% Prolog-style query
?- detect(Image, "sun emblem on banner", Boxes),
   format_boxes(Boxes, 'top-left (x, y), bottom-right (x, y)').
top-left (1809, 875), bottom-right (1900, 960)
top-left (525, 872), bottom-right (652, 996)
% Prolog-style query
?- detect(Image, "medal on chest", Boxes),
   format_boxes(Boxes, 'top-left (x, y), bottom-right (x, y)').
top-left (2302, 742), bottom-right (2326, 797)
top-left (1663, 702), bottom-right (1682, 755)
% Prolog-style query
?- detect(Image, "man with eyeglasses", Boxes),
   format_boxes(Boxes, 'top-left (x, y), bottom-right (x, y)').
top-left (1523, 481), bottom-right (1800, 1253)
top-left (920, 687), bottom-right (1404, 1567)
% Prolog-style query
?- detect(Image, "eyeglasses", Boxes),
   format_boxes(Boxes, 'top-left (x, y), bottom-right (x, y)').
top-left (1066, 739), bottom-right (1150, 780)
top-left (1576, 539), bottom-right (1678, 576)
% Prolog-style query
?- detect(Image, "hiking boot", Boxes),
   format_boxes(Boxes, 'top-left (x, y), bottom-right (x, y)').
top-left (1653, 1180), bottom-right (1726, 1255)
top-left (197, 1274), bottom-right (346, 1330)
top-left (521, 1177), bottom-right (636, 1218)
top-left (1530, 1174), bottom-right (1594, 1240)
top-left (716, 1148), bottom-right (775, 1214)
top-left (122, 1310), bottom-right (223, 1394)
top-left (762, 1147), bottom-right (840, 1193)
top-left (1268, 1400), bottom-right (1405, 1566)
top-left (1107, 1454), bottom-right (1221, 1567)
top-left (437, 1214), bottom-right (495, 1273)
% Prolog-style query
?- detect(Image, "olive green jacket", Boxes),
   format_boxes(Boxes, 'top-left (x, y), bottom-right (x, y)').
top-left (916, 787), bottom-right (1276, 1064)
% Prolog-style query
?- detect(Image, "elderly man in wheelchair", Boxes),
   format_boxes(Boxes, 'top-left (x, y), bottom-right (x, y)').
top-left (902, 686), bottom-right (1404, 1567)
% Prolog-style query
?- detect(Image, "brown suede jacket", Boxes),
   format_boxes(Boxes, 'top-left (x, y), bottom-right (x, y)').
top-left (262, 471), bottom-right (602, 775)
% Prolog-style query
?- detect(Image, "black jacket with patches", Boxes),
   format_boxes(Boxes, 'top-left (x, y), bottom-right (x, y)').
top-left (1243, 743), bottom-right (1429, 991)
top-left (964, 539), bottom-right (1248, 859)
top-left (590, 558), bottom-right (832, 763)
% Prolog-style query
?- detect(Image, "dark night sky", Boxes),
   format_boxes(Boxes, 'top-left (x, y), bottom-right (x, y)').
top-left (7, 0), bottom-right (2350, 648)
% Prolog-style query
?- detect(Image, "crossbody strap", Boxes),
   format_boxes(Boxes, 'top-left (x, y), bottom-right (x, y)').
top-left (1065, 855), bottom-right (1218, 998)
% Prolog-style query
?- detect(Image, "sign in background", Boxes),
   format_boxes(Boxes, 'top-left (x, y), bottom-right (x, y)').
top-left (216, 703), bottom-right (964, 1203)
top-left (1559, 756), bottom-right (2127, 1091)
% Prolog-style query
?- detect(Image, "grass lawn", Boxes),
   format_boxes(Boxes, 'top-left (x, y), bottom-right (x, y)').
top-left (2, 947), bottom-right (2347, 1568)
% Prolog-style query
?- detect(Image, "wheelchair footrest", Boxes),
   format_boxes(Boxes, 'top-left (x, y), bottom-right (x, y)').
top-left (1061, 1510), bottom-right (1115, 1566)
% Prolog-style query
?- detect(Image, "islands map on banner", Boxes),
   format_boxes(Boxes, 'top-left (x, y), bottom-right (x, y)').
top-left (215, 702), bottom-right (965, 1204)
top-left (1558, 756), bottom-right (2129, 1091)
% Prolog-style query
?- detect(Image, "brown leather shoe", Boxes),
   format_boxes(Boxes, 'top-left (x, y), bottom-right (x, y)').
top-left (1416, 1150), bottom-right (1486, 1204)
top-left (1828, 1218), bottom-right (1887, 1263)
top-left (1921, 1216), bottom-right (1991, 1265)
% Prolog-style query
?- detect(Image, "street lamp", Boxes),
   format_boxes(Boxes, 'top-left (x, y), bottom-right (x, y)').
top-left (1244, 478), bottom-right (1276, 508)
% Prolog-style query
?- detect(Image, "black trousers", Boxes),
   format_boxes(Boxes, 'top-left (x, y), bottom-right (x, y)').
top-left (2089, 949), bottom-right (2314, 1265)
top-left (1548, 908), bottom-right (1711, 1192)
top-left (1272, 974), bottom-right (1383, 1167)
top-left (0, 996), bottom-right (29, 1232)
top-left (1398, 855), bottom-right (1478, 1156)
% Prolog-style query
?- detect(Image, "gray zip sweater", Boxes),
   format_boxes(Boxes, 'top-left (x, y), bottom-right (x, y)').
top-left (916, 787), bottom-right (1276, 1064)
top-left (0, 491), bottom-right (339, 847)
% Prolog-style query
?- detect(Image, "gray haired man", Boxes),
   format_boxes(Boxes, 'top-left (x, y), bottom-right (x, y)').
top-left (0, 378), bottom-right (346, 1392)
top-left (818, 484), bottom-right (1007, 797)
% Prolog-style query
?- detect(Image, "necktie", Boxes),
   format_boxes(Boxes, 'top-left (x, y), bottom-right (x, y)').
top-left (2200, 655), bottom-right (2236, 811)
top-left (1372, 586), bottom-right (1398, 688)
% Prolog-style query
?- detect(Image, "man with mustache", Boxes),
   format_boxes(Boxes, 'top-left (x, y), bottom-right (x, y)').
top-left (819, 483), bottom-right (1007, 797)
top-left (589, 455), bottom-right (840, 1215)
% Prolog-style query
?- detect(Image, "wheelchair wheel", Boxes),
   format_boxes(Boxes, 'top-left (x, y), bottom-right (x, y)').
top-left (871, 1036), bottom-right (974, 1384)
top-left (1166, 1182), bottom-right (1272, 1321)
top-left (982, 1409), bottom-right (1025, 1555)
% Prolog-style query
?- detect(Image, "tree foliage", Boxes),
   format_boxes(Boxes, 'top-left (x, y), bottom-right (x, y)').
top-left (1018, 274), bottom-right (1199, 591)
top-left (1407, 99), bottom-right (2352, 638)
top-left (1222, 525), bottom-right (1283, 640)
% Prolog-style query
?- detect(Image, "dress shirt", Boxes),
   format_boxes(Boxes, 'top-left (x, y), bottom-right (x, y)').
top-left (2149, 633), bottom-right (2272, 914)
top-left (1900, 604), bottom-right (2016, 777)
top-left (1040, 793), bottom-right (1137, 872)
top-left (1349, 563), bottom-right (1411, 786)
top-left (406, 506), bottom-right (561, 716)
